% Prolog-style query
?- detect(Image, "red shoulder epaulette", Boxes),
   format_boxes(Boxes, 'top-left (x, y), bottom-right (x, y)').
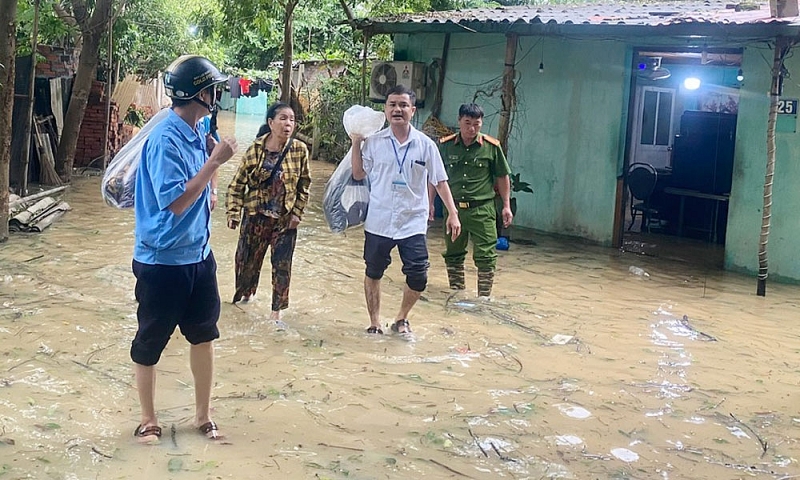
top-left (482, 134), bottom-right (502, 147)
top-left (439, 133), bottom-right (457, 144)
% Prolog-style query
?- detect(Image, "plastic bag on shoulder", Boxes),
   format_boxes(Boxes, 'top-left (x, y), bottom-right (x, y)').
top-left (101, 108), bottom-right (171, 208)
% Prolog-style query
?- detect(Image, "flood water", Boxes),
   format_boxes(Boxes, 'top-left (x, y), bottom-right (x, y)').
top-left (1, 111), bottom-right (799, 479)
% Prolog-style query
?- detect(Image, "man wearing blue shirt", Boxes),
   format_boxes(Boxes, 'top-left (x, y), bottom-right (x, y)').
top-left (131, 55), bottom-right (238, 443)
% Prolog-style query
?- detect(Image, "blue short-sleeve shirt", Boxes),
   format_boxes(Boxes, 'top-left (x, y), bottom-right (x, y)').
top-left (133, 109), bottom-right (212, 265)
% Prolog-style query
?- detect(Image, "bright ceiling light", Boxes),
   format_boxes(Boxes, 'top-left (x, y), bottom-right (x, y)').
top-left (736, 68), bottom-right (744, 82)
top-left (684, 77), bottom-right (701, 90)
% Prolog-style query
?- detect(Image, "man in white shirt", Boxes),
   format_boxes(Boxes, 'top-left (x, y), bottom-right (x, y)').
top-left (350, 85), bottom-right (461, 335)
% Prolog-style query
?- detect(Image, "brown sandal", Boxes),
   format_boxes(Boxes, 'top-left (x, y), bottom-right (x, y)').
top-left (133, 424), bottom-right (162, 438)
top-left (390, 319), bottom-right (411, 334)
top-left (198, 421), bottom-right (223, 440)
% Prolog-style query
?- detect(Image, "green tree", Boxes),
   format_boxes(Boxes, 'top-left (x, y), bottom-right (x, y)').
top-left (52, 0), bottom-right (116, 183)
top-left (16, 0), bottom-right (76, 53)
top-left (220, 0), bottom-right (301, 102)
top-left (114, 0), bottom-right (191, 79)
top-left (1, 0), bottom-right (18, 242)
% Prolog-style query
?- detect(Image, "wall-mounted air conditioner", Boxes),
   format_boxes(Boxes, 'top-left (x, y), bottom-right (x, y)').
top-left (369, 61), bottom-right (426, 104)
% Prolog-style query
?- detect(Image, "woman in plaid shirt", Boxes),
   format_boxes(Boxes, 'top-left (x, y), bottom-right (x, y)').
top-left (225, 103), bottom-right (311, 321)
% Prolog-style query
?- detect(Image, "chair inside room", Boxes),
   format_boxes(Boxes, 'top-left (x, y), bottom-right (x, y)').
top-left (627, 162), bottom-right (660, 233)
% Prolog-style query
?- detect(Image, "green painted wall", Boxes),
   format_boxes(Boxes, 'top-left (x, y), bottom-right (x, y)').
top-left (395, 33), bottom-right (800, 281)
top-left (397, 33), bottom-right (629, 244)
top-left (725, 46), bottom-right (800, 282)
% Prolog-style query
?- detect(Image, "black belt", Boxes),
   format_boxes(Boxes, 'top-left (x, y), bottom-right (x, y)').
top-left (455, 198), bottom-right (492, 209)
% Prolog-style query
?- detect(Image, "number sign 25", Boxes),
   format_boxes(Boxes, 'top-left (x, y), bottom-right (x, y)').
top-left (777, 99), bottom-right (798, 115)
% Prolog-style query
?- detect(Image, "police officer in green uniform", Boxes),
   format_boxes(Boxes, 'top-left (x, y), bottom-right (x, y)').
top-left (435, 104), bottom-right (513, 297)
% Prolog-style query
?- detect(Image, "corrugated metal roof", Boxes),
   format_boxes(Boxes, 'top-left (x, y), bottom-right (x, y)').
top-left (358, 1), bottom-right (800, 34)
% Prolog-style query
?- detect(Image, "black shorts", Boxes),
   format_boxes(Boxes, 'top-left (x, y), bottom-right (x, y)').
top-left (130, 251), bottom-right (221, 366)
top-left (363, 232), bottom-right (429, 281)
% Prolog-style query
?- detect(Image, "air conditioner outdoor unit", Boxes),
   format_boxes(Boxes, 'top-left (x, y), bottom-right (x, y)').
top-left (369, 61), bottom-right (426, 104)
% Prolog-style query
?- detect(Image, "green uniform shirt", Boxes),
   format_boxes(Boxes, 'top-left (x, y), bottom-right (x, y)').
top-left (439, 132), bottom-right (511, 202)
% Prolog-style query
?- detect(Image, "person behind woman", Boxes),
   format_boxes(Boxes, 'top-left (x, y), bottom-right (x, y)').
top-left (225, 102), bottom-right (311, 321)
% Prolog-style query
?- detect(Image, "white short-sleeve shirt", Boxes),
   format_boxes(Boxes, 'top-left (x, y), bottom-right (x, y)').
top-left (362, 125), bottom-right (448, 239)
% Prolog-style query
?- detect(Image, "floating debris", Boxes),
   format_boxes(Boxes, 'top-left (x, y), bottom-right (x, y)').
top-left (553, 435), bottom-right (583, 446)
top-left (680, 315), bottom-right (718, 341)
top-left (610, 447), bottom-right (639, 462)
top-left (554, 404), bottom-right (592, 419)
top-left (548, 334), bottom-right (575, 345)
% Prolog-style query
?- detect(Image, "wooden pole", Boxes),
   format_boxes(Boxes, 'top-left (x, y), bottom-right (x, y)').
top-left (102, 16), bottom-right (113, 169)
top-left (311, 111), bottom-right (320, 160)
top-left (19, 0), bottom-right (39, 195)
top-left (497, 34), bottom-right (518, 154)
top-left (361, 33), bottom-right (369, 105)
top-left (0, 0), bottom-right (19, 242)
top-left (757, 37), bottom-right (790, 296)
top-left (279, 1), bottom-right (296, 104)
top-left (430, 33), bottom-right (450, 119)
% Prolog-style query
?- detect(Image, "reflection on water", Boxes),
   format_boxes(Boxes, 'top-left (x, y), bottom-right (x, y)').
top-left (1, 111), bottom-right (800, 478)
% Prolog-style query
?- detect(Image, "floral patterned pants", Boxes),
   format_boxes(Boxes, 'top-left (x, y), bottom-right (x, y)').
top-left (233, 214), bottom-right (297, 311)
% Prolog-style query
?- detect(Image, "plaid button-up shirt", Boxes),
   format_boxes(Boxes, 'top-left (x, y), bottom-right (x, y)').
top-left (225, 135), bottom-right (311, 224)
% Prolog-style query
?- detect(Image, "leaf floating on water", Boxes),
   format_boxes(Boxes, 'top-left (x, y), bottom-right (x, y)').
top-left (34, 423), bottom-right (61, 431)
top-left (185, 459), bottom-right (220, 472)
top-left (401, 373), bottom-right (425, 383)
top-left (167, 458), bottom-right (183, 472)
top-left (385, 457), bottom-right (397, 465)
top-left (0, 438), bottom-right (14, 446)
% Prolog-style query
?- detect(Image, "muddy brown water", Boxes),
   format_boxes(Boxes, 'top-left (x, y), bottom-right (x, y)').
top-left (1, 111), bottom-right (799, 479)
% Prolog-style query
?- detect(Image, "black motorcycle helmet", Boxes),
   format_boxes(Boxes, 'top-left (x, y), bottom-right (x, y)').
top-left (164, 55), bottom-right (228, 111)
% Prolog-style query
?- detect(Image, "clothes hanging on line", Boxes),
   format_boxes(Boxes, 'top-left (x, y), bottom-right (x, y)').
top-left (229, 77), bottom-right (241, 99)
top-left (238, 78), bottom-right (251, 96)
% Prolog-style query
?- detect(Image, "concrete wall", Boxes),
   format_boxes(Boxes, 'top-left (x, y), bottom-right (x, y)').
top-left (396, 33), bottom-right (629, 244)
top-left (725, 45), bottom-right (800, 282)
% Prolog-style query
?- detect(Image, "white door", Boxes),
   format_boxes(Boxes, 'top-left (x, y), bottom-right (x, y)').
top-left (631, 87), bottom-right (675, 169)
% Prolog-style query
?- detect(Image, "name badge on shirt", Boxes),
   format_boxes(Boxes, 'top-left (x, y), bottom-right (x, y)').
top-left (392, 173), bottom-right (407, 191)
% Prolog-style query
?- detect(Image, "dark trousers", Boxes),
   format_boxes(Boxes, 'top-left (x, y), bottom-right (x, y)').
top-left (233, 214), bottom-right (297, 311)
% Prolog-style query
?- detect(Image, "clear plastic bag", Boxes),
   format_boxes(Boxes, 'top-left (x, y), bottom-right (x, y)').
top-left (342, 105), bottom-right (385, 137)
top-left (323, 148), bottom-right (370, 233)
top-left (322, 105), bottom-right (384, 232)
top-left (101, 108), bottom-right (171, 208)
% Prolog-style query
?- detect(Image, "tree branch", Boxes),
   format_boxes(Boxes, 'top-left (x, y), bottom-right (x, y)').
top-left (68, 0), bottom-right (90, 29)
top-left (111, 0), bottom-right (129, 23)
top-left (338, 0), bottom-right (357, 28)
top-left (52, 2), bottom-right (82, 48)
